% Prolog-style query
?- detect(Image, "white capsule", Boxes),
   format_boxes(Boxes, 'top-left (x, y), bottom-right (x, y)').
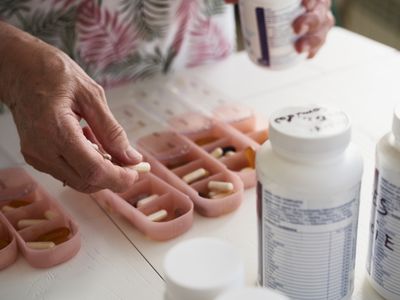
top-left (130, 162), bottom-right (151, 173)
top-left (17, 219), bottom-right (47, 229)
top-left (182, 168), bottom-right (210, 184)
top-left (27, 241), bottom-right (55, 250)
top-left (224, 151), bottom-right (236, 157)
top-left (240, 167), bottom-right (254, 172)
top-left (147, 209), bottom-right (168, 222)
top-left (136, 194), bottom-right (159, 208)
top-left (103, 153), bottom-right (112, 161)
top-left (208, 181), bottom-right (234, 193)
top-left (44, 210), bottom-right (59, 220)
top-left (210, 147), bottom-right (223, 158)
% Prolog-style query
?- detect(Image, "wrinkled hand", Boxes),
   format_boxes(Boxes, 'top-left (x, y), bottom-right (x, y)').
top-left (2, 31), bottom-right (142, 193)
top-left (293, 0), bottom-right (335, 58)
top-left (225, 0), bottom-right (334, 58)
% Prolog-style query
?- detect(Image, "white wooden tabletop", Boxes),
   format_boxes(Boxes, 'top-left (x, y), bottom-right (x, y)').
top-left (0, 27), bottom-right (399, 300)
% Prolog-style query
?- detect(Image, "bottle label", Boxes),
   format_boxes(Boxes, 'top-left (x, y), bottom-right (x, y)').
top-left (368, 169), bottom-right (400, 297)
top-left (258, 181), bottom-right (360, 299)
top-left (239, 0), bottom-right (304, 68)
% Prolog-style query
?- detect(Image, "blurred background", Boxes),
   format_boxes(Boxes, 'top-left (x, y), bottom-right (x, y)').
top-left (235, 0), bottom-right (400, 50)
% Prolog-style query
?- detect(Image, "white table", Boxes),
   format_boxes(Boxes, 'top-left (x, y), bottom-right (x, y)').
top-left (0, 27), bottom-right (399, 300)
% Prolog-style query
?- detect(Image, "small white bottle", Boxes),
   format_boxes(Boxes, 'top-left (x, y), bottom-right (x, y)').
top-left (256, 106), bottom-right (363, 299)
top-left (367, 106), bottom-right (400, 300)
top-left (238, 0), bottom-right (305, 69)
top-left (215, 287), bottom-right (289, 300)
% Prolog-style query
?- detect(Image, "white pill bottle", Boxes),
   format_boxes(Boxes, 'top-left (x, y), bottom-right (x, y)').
top-left (238, 0), bottom-right (305, 69)
top-left (256, 106), bottom-right (363, 300)
top-left (367, 107), bottom-right (400, 300)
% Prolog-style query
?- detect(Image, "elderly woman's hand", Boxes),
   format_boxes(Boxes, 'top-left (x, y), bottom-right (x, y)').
top-left (293, 0), bottom-right (335, 58)
top-left (0, 22), bottom-right (142, 193)
top-left (226, 0), bottom-right (334, 58)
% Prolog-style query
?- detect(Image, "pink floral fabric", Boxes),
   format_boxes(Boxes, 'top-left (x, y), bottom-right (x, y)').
top-left (0, 0), bottom-right (235, 87)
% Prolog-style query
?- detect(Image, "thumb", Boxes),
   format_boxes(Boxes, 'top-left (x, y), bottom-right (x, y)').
top-left (78, 86), bottom-right (142, 165)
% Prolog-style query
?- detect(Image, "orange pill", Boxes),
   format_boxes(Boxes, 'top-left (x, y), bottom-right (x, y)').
top-left (37, 227), bottom-right (71, 245)
top-left (194, 136), bottom-right (218, 146)
top-left (9, 199), bottom-right (31, 208)
top-left (244, 147), bottom-right (256, 169)
top-left (0, 239), bottom-right (9, 250)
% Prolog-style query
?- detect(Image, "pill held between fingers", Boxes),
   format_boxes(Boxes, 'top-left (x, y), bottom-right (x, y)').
top-left (210, 147), bottom-right (223, 158)
top-left (182, 168), bottom-right (210, 184)
top-left (17, 219), bottom-right (47, 230)
top-left (147, 209), bottom-right (168, 222)
top-left (103, 153), bottom-right (112, 161)
top-left (129, 162), bottom-right (151, 173)
top-left (44, 210), bottom-right (59, 220)
top-left (26, 241), bottom-right (56, 250)
top-left (208, 181), bottom-right (234, 193)
top-left (1, 205), bottom-right (15, 213)
top-left (240, 167), bottom-right (254, 172)
top-left (136, 194), bottom-right (159, 208)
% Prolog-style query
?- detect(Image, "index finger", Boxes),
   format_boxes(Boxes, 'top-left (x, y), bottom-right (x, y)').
top-left (60, 117), bottom-right (139, 193)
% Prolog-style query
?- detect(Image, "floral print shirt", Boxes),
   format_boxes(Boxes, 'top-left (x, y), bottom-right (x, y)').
top-left (0, 0), bottom-right (235, 87)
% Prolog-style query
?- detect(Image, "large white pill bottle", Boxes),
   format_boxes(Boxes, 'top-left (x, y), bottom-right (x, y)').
top-left (367, 107), bottom-right (400, 300)
top-left (238, 0), bottom-right (305, 69)
top-left (256, 106), bottom-right (363, 300)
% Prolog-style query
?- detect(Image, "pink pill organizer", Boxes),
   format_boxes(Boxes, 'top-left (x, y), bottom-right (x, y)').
top-left (91, 77), bottom-right (269, 240)
top-left (0, 167), bottom-right (80, 270)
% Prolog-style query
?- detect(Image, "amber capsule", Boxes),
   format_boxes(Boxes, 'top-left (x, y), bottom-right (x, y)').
top-left (37, 227), bottom-right (71, 245)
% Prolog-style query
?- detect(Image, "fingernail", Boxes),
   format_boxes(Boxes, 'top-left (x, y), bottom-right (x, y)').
top-left (298, 24), bottom-right (309, 35)
top-left (126, 147), bottom-right (143, 162)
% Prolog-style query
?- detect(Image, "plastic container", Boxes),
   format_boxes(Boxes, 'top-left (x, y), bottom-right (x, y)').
top-left (238, 0), bottom-right (305, 69)
top-left (256, 106), bottom-right (363, 299)
top-left (367, 106), bottom-right (400, 300)
top-left (163, 238), bottom-right (245, 300)
top-left (0, 167), bottom-right (80, 269)
top-left (215, 287), bottom-right (289, 300)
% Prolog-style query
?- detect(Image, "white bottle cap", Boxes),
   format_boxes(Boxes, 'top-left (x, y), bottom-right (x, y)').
top-left (392, 105), bottom-right (400, 141)
top-left (269, 106), bottom-right (351, 155)
top-left (163, 238), bottom-right (245, 300)
top-left (215, 287), bottom-right (290, 300)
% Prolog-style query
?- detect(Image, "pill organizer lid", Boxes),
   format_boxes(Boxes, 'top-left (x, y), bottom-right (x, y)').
top-left (215, 287), bottom-right (290, 300)
top-left (269, 106), bottom-right (351, 155)
top-left (164, 238), bottom-right (245, 300)
top-left (213, 104), bottom-right (254, 123)
top-left (392, 105), bottom-right (400, 141)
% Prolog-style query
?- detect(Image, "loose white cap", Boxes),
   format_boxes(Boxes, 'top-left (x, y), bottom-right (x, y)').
top-left (215, 287), bottom-right (290, 300)
top-left (392, 106), bottom-right (400, 141)
top-left (163, 238), bottom-right (245, 300)
top-left (269, 106), bottom-right (351, 155)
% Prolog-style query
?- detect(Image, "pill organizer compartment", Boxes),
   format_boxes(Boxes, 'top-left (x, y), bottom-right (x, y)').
top-left (17, 215), bottom-right (79, 268)
top-left (0, 216), bottom-right (18, 270)
top-left (0, 168), bottom-right (80, 268)
top-left (137, 131), bottom-right (244, 217)
top-left (92, 172), bottom-right (193, 241)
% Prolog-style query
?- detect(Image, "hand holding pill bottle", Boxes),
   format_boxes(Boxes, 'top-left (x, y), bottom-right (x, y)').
top-left (256, 106), bottom-right (363, 299)
top-left (367, 106), bottom-right (400, 300)
top-left (239, 0), bottom-right (306, 69)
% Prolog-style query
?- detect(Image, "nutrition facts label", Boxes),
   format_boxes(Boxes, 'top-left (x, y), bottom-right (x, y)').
top-left (369, 173), bottom-right (400, 297)
top-left (259, 186), bottom-right (360, 300)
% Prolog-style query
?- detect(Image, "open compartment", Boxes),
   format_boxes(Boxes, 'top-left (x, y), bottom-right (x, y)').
top-left (91, 172), bottom-right (193, 241)
top-left (246, 128), bottom-right (269, 145)
top-left (0, 216), bottom-right (18, 270)
top-left (137, 131), bottom-right (245, 217)
top-left (17, 216), bottom-right (80, 268)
